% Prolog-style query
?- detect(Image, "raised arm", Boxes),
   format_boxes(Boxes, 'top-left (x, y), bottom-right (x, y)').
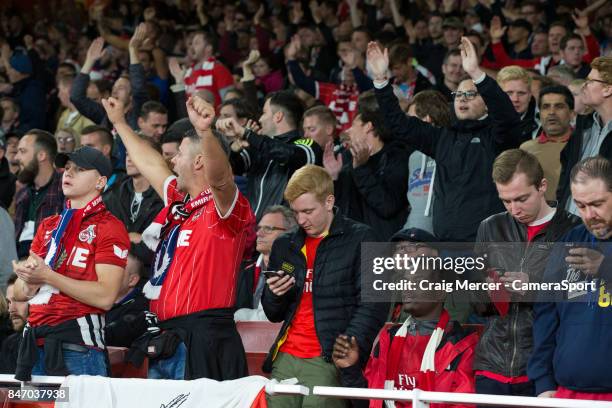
top-left (128, 24), bottom-right (150, 118)
top-left (460, 36), bottom-right (522, 148)
top-left (70, 37), bottom-right (108, 125)
top-left (101, 97), bottom-right (172, 198)
top-left (186, 96), bottom-right (237, 216)
top-left (367, 41), bottom-right (441, 157)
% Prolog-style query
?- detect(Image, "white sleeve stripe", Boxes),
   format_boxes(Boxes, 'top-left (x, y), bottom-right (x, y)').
top-left (315, 81), bottom-right (320, 100)
top-left (240, 149), bottom-right (251, 169)
top-left (215, 188), bottom-right (240, 220)
top-left (162, 175), bottom-right (177, 206)
top-left (295, 143), bottom-right (315, 164)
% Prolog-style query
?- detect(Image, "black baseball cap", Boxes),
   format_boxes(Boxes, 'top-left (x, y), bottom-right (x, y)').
top-left (390, 228), bottom-right (438, 244)
top-left (55, 146), bottom-right (113, 178)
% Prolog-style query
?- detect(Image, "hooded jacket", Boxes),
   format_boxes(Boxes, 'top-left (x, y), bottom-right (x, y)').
top-left (374, 75), bottom-right (523, 241)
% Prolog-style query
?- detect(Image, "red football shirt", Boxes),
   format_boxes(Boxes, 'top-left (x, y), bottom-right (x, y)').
top-left (316, 82), bottom-right (359, 132)
top-left (183, 58), bottom-right (235, 106)
top-left (280, 235), bottom-right (324, 358)
top-left (29, 209), bottom-right (130, 327)
top-left (150, 176), bottom-right (256, 321)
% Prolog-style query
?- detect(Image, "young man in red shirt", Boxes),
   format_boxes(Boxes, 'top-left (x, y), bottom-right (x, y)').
top-left (102, 94), bottom-right (255, 380)
top-left (12, 146), bottom-right (130, 380)
top-left (472, 149), bottom-right (579, 398)
top-left (262, 165), bottom-right (388, 407)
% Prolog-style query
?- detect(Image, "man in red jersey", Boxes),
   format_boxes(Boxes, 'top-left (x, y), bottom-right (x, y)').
top-left (182, 31), bottom-right (234, 106)
top-left (12, 146), bottom-right (130, 381)
top-left (102, 94), bottom-right (255, 380)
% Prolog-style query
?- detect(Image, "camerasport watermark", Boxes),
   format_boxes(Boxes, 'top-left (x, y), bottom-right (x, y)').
top-left (360, 242), bottom-right (612, 304)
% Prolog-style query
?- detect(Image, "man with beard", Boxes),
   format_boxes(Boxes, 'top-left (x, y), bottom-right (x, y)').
top-left (0, 274), bottom-right (28, 373)
top-left (529, 156), bottom-right (612, 401)
top-left (13, 130), bottom-right (64, 258)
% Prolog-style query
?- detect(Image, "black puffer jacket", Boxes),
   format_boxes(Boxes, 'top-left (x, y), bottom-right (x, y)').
top-left (374, 75), bottom-right (523, 242)
top-left (473, 207), bottom-right (579, 377)
top-left (230, 129), bottom-right (322, 220)
top-left (261, 212), bottom-right (388, 372)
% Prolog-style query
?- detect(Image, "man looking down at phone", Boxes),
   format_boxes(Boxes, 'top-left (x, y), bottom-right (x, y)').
top-left (473, 149), bottom-right (578, 398)
top-left (529, 156), bottom-right (612, 401)
top-left (11, 146), bottom-right (130, 380)
top-left (261, 165), bottom-right (388, 407)
top-left (101, 94), bottom-right (255, 380)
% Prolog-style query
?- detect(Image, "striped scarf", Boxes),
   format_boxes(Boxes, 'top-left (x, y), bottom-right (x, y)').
top-left (30, 196), bottom-right (105, 305)
top-left (143, 189), bottom-right (212, 300)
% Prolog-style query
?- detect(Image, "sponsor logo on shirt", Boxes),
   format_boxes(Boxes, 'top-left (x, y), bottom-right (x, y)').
top-left (396, 374), bottom-right (416, 390)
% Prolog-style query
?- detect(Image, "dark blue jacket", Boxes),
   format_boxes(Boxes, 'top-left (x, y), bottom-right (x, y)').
top-left (11, 77), bottom-right (46, 131)
top-left (528, 224), bottom-right (612, 394)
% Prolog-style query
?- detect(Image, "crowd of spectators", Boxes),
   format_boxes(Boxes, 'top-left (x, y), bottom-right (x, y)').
top-left (0, 0), bottom-right (611, 406)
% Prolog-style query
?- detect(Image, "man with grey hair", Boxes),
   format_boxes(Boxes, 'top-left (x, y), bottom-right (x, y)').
top-left (235, 205), bottom-right (297, 321)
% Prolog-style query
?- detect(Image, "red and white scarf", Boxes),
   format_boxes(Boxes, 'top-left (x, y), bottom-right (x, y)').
top-left (142, 189), bottom-right (213, 300)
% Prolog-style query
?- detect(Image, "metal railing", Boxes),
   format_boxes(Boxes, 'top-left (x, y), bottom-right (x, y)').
top-left (312, 386), bottom-right (612, 408)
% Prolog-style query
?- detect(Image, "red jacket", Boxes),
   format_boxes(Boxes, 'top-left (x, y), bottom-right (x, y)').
top-left (340, 312), bottom-right (478, 408)
top-left (482, 34), bottom-right (600, 74)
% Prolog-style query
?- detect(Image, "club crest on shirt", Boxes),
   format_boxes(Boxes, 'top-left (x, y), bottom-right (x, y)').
top-left (78, 225), bottom-right (96, 244)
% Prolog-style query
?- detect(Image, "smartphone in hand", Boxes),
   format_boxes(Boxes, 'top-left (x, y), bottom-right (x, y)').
top-left (263, 270), bottom-right (285, 279)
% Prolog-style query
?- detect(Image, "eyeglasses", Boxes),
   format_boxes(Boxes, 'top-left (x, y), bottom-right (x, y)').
top-left (582, 78), bottom-right (611, 88)
top-left (56, 137), bottom-right (75, 144)
top-left (395, 243), bottom-right (428, 253)
top-left (451, 91), bottom-right (479, 100)
top-left (256, 225), bottom-right (287, 234)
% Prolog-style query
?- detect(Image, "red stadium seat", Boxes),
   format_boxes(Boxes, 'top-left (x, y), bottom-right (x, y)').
top-left (236, 321), bottom-right (283, 377)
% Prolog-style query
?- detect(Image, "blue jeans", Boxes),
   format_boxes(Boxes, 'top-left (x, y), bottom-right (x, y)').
top-left (148, 342), bottom-right (186, 380)
top-left (32, 346), bottom-right (107, 376)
